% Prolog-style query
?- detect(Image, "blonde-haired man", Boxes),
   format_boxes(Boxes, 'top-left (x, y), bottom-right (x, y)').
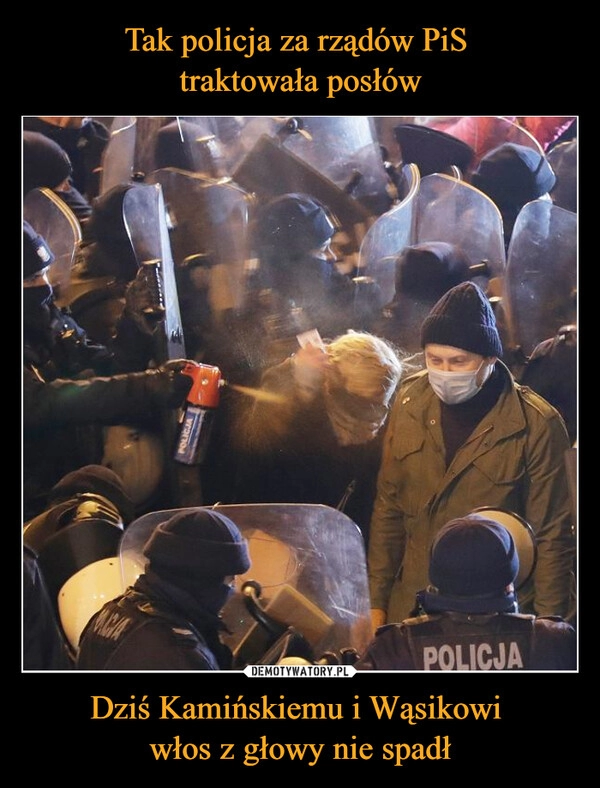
top-left (231, 331), bottom-right (410, 544)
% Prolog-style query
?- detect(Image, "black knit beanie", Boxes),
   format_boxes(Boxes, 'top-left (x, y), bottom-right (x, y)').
top-left (254, 193), bottom-right (336, 259)
top-left (420, 281), bottom-right (503, 357)
top-left (393, 123), bottom-right (475, 176)
top-left (471, 142), bottom-right (556, 209)
top-left (23, 130), bottom-right (72, 195)
top-left (418, 514), bottom-right (519, 614)
top-left (395, 242), bottom-right (472, 303)
top-left (143, 509), bottom-right (251, 588)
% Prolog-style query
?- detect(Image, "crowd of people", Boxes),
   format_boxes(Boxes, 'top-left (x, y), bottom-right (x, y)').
top-left (22, 115), bottom-right (577, 671)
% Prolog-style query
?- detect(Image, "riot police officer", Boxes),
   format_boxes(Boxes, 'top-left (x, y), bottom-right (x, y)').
top-left (356, 514), bottom-right (576, 671)
top-left (76, 508), bottom-right (251, 670)
top-left (23, 221), bottom-right (193, 520)
top-left (470, 142), bottom-right (557, 252)
top-left (23, 130), bottom-right (92, 225)
top-left (246, 192), bottom-right (383, 375)
top-left (23, 116), bottom-right (109, 202)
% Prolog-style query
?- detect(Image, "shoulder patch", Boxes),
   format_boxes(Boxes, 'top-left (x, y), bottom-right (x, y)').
top-left (517, 383), bottom-right (564, 419)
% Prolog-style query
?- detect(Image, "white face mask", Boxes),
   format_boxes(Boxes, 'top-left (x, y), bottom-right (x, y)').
top-left (427, 360), bottom-right (492, 405)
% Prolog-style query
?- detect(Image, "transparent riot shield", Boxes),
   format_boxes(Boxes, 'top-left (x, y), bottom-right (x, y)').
top-left (359, 170), bottom-right (505, 305)
top-left (98, 117), bottom-right (137, 195)
top-left (548, 139), bottom-right (577, 214)
top-left (23, 508), bottom-right (124, 657)
top-left (412, 116), bottom-right (545, 175)
top-left (503, 199), bottom-right (577, 356)
top-left (23, 186), bottom-right (82, 306)
top-left (119, 503), bottom-right (372, 666)
top-left (357, 163), bottom-right (420, 303)
top-left (153, 120), bottom-right (231, 179)
top-left (209, 117), bottom-right (320, 175)
top-left (274, 116), bottom-right (393, 215)
top-left (121, 182), bottom-right (201, 507)
top-left (100, 117), bottom-right (220, 195)
top-left (121, 181), bottom-right (186, 362)
top-left (146, 168), bottom-right (253, 314)
top-left (414, 173), bottom-right (506, 280)
top-left (234, 116), bottom-right (390, 201)
top-left (232, 131), bottom-right (372, 241)
top-left (395, 160), bottom-right (421, 202)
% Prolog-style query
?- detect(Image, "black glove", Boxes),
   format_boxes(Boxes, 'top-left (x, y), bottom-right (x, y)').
top-left (159, 359), bottom-right (194, 408)
top-left (123, 265), bottom-right (166, 336)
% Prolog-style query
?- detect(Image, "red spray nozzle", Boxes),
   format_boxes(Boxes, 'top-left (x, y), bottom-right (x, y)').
top-left (181, 362), bottom-right (223, 408)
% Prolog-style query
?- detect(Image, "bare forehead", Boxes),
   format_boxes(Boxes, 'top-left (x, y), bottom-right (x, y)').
top-left (425, 344), bottom-right (482, 362)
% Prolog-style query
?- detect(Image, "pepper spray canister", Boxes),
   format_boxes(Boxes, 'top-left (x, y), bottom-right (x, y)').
top-left (174, 362), bottom-right (223, 465)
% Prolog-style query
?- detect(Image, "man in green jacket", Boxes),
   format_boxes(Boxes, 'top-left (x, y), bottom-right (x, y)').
top-left (368, 282), bottom-right (575, 629)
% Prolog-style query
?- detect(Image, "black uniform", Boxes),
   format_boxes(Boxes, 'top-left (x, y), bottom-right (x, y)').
top-left (23, 298), bottom-right (189, 520)
top-left (23, 545), bottom-right (74, 670)
top-left (76, 573), bottom-right (233, 670)
top-left (355, 612), bottom-right (576, 671)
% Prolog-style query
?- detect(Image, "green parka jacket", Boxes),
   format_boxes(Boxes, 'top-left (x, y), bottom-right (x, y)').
top-left (367, 362), bottom-right (575, 623)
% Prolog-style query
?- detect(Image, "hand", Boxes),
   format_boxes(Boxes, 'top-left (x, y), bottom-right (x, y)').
top-left (159, 359), bottom-right (194, 407)
top-left (124, 268), bottom-right (165, 335)
top-left (370, 608), bottom-right (387, 634)
top-left (292, 343), bottom-right (329, 400)
top-left (160, 358), bottom-right (193, 374)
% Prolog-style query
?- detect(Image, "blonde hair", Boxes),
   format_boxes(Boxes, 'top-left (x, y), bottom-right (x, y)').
top-left (326, 331), bottom-right (405, 400)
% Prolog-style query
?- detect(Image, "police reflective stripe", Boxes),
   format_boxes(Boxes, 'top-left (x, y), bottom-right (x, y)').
top-left (404, 613), bottom-right (535, 670)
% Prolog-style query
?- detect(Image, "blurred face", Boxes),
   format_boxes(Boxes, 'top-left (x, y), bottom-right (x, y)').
top-left (335, 357), bottom-right (391, 403)
top-left (324, 362), bottom-right (391, 445)
top-left (310, 238), bottom-right (338, 264)
top-left (331, 230), bottom-right (359, 275)
top-left (23, 267), bottom-right (54, 343)
top-left (23, 268), bottom-right (51, 289)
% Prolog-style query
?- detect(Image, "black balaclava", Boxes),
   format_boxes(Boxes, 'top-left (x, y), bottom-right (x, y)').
top-left (139, 509), bottom-right (251, 664)
top-left (23, 221), bottom-right (56, 347)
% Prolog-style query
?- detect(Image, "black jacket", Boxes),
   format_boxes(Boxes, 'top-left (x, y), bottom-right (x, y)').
top-left (230, 358), bottom-right (383, 542)
top-left (23, 545), bottom-right (74, 670)
top-left (76, 574), bottom-right (233, 670)
top-left (23, 305), bottom-right (183, 520)
top-left (355, 611), bottom-right (576, 671)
